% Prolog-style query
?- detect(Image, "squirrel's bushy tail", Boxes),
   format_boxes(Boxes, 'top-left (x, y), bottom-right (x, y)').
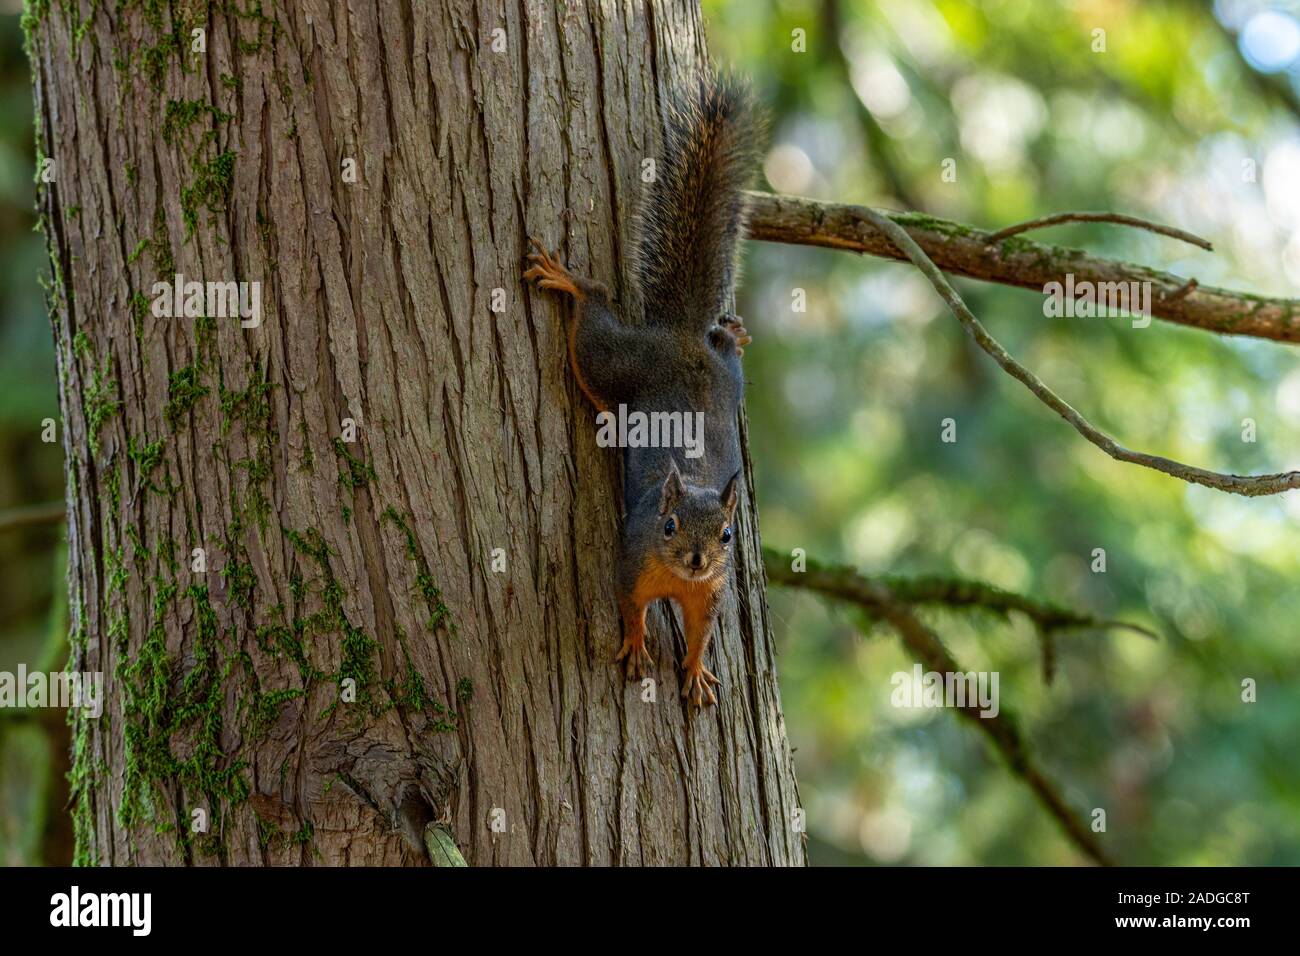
top-left (635, 71), bottom-right (763, 327)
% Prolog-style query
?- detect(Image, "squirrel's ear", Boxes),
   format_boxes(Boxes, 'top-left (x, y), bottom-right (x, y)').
top-left (659, 462), bottom-right (685, 515)
top-left (721, 470), bottom-right (741, 520)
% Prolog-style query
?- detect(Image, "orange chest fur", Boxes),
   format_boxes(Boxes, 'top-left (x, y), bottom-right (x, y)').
top-left (631, 554), bottom-right (723, 614)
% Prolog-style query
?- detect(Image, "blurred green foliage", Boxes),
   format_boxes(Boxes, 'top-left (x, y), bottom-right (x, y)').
top-left (4, 1), bottom-right (1300, 865)
top-left (0, 6), bottom-right (66, 865)
top-left (709, 0), bottom-right (1300, 864)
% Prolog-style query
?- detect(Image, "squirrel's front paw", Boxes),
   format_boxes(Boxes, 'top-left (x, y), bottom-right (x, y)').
top-left (523, 237), bottom-right (582, 299)
top-left (709, 314), bottom-right (752, 357)
top-left (615, 637), bottom-right (654, 681)
top-left (681, 662), bottom-right (720, 708)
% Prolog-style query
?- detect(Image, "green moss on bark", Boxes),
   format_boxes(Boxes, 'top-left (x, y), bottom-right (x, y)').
top-left (164, 364), bottom-right (209, 429)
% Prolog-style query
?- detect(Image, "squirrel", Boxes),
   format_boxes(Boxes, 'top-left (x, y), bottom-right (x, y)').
top-left (524, 71), bottom-right (762, 708)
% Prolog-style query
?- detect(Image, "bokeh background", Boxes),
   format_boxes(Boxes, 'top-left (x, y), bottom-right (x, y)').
top-left (0, 0), bottom-right (72, 866)
top-left (3, 0), bottom-right (1300, 864)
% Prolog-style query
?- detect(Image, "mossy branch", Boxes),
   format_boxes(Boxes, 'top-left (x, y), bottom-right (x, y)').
top-left (762, 548), bottom-right (1154, 642)
top-left (762, 547), bottom-right (1114, 866)
top-left (746, 191), bottom-right (1300, 343)
top-left (843, 202), bottom-right (1300, 496)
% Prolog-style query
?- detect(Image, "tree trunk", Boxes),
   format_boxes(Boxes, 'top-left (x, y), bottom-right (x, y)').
top-left (28, 0), bottom-right (803, 866)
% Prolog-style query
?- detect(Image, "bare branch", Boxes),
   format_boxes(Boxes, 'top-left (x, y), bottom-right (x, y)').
top-left (985, 211), bottom-right (1213, 251)
top-left (763, 549), bottom-right (1114, 865)
top-left (852, 205), bottom-right (1300, 497)
top-left (745, 191), bottom-right (1300, 343)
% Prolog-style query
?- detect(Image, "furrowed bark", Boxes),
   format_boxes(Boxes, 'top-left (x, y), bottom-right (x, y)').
top-left (29, 0), bottom-right (802, 867)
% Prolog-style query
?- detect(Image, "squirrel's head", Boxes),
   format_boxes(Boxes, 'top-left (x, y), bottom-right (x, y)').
top-left (654, 462), bottom-right (740, 582)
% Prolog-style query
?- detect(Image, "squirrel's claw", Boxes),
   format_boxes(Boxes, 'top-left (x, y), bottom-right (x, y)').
top-left (615, 638), bottom-right (654, 681)
top-left (681, 664), bottom-right (720, 708)
top-left (523, 240), bottom-right (582, 299)
top-left (712, 314), bottom-right (753, 357)
top-left (526, 236), bottom-right (554, 263)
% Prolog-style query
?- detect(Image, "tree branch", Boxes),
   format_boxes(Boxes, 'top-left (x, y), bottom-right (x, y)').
top-left (760, 547), bottom-right (1153, 647)
top-left (845, 203), bottom-right (1300, 496)
top-left (763, 548), bottom-right (1114, 866)
top-left (863, 575), bottom-right (1151, 640)
top-left (984, 211), bottom-right (1213, 250)
top-left (746, 191), bottom-right (1300, 343)
top-left (0, 501), bottom-right (67, 534)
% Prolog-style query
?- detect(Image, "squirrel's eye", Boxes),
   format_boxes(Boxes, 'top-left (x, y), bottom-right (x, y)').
top-left (663, 517), bottom-right (677, 538)
top-left (721, 526), bottom-right (732, 544)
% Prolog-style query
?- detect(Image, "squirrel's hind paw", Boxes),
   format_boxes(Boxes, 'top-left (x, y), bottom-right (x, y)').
top-left (523, 237), bottom-right (582, 299)
top-left (710, 314), bottom-right (753, 357)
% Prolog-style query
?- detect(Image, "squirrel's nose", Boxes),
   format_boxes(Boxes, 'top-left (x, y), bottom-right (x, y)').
top-left (689, 552), bottom-right (705, 569)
